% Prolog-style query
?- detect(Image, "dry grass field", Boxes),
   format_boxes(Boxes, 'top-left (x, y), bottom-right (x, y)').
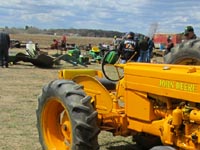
top-left (0, 34), bottom-right (145, 150)
top-left (10, 33), bottom-right (113, 48)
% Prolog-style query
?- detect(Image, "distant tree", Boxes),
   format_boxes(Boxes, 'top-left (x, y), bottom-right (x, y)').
top-left (5, 27), bottom-right (134, 38)
top-left (25, 26), bottom-right (29, 30)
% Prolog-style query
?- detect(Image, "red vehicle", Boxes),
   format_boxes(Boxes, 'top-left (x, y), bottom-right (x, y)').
top-left (153, 33), bottom-right (182, 49)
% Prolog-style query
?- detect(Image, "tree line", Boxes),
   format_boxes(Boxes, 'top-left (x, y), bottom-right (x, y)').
top-left (2, 26), bottom-right (125, 38)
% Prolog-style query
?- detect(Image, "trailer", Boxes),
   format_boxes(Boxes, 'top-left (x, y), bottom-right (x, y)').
top-left (153, 33), bottom-right (182, 49)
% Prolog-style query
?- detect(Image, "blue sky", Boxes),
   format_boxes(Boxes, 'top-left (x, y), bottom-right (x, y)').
top-left (1, 0), bottom-right (200, 36)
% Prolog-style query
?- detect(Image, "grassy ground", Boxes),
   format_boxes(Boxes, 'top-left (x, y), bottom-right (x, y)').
top-left (0, 34), bottom-right (163, 150)
top-left (10, 33), bottom-right (113, 48)
top-left (0, 60), bottom-right (139, 150)
top-left (0, 34), bottom-right (140, 150)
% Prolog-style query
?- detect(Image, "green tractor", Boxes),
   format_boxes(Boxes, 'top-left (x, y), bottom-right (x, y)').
top-left (89, 45), bottom-right (110, 63)
top-left (9, 43), bottom-right (89, 68)
top-left (88, 46), bottom-right (103, 63)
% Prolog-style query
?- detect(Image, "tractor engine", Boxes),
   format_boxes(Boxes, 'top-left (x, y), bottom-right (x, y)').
top-left (150, 95), bottom-right (200, 149)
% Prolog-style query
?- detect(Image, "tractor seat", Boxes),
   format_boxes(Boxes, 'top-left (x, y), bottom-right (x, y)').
top-left (98, 78), bottom-right (116, 91)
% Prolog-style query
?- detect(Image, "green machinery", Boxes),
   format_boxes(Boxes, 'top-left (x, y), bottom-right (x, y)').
top-left (88, 46), bottom-right (102, 62)
top-left (9, 43), bottom-right (89, 68)
top-left (88, 45), bottom-right (109, 63)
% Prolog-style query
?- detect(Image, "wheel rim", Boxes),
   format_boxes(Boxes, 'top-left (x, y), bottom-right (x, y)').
top-left (42, 97), bottom-right (72, 150)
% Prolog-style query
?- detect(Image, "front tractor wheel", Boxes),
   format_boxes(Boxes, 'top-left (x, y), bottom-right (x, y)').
top-left (36, 80), bottom-right (99, 150)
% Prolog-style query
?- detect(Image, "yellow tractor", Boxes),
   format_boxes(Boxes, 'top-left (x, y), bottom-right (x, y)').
top-left (37, 39), bottom-right (200, 150)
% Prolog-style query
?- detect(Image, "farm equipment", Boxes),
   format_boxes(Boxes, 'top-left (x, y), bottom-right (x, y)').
top-left (9, 43), bottom-right (88, 68)
top-left (10, 39), bottom-right (21, 48)
top-left (9, 43), bottom-right (57, 68)
top-left (88, 45), bottom-right (109, 63)
top-left (36, 39), bottom-right (200, 150)
top-left (88, 46), bottom-right (103, 62)
top-left (61, 46), bottom-right (89, 66)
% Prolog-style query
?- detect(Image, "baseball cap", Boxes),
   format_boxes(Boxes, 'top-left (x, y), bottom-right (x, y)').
top-left (184, 26), bottom-right (194, 35)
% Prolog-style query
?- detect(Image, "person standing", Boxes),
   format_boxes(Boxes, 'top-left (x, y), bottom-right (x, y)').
top-left (0, 32), bottom-right (10, 68)
top-left (137, 36), bottom-right (149, 62)
top-left (51, 39), bottom-right (59, 49)
top-left (165, 36), bottom-right (174, 54)
top-left (112, 35), bottom-right (118, 50)
top-left (118, 32), bottom-right (139, 63)
top-left (147, 37), bottom-right (155, 62)
top-left (61, 34), bottom-right (67, 50)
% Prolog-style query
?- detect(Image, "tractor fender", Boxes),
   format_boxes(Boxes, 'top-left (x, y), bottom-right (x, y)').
top-left (72, 75), bottom-right (113, 114)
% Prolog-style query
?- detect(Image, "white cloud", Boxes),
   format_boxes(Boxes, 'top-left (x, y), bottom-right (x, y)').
top-left (1, 0), bottom-right (200, 35)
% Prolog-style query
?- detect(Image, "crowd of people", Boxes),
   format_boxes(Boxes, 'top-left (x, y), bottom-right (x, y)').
top-left (115, 25), bottom-right (198, 64)
top-left (116, 32), bottom-right (155, 63)
top-left (50, 34), bottom-right (67, 50)
top-left (0, 25), bottom-right (198, 68)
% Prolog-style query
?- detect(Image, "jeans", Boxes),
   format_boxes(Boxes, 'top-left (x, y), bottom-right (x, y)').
top-left (121, 59), bottom-right (126, 64)
top-left (147, 49), bottom-right (152, 62)
top-left (137, 50), bottom-right (149, 62)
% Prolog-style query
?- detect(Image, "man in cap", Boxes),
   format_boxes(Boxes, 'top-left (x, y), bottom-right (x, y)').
top-left (118, 32), bottom-right (139, 63)
top-left (184, 26), bottom-right (197, 40)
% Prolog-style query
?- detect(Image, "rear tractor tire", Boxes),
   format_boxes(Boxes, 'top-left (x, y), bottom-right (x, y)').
top-left (164, 39), bottom-right (200, 65)
top-left (36, 79), bottom-right (100, 150)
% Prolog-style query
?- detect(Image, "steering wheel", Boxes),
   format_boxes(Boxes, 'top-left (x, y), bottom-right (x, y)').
top-left (101, 50), bottom-right (124, 82)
